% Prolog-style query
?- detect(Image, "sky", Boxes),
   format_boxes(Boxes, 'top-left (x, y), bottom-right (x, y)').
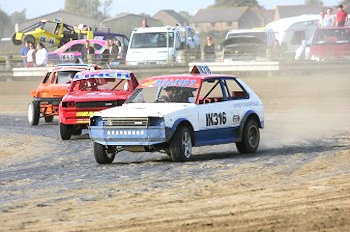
top-left (0, 0), bottom-right (338, 19)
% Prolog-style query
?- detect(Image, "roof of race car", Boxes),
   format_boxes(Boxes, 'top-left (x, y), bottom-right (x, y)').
top-left (48, 63), bottom-right (98, 72)
top-left (73, 69), bottom-right (132, 81)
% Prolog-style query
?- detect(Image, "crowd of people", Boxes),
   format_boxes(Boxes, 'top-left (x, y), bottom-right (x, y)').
top-left (318, 4), bottom-right (348, 28)
top-left (20, 40), bottom-right (48, 67)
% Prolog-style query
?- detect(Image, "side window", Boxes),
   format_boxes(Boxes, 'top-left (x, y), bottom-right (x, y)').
top-left (291, 31), bottom-right (305, 45)
top-left (224, 79), bottom-right (248, 100)
top-left (68, 44), bottom-right (83, 52)
top-left (198, 79), bottom-right (224, 103)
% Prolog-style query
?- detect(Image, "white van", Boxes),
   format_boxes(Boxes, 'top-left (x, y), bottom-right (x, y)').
top-left (265, 14), bottom-right (319, 55)
top-left (125, 26), bottom-right (183, 65)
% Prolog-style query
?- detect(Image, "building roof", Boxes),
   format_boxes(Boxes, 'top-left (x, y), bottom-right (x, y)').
top-left (275, 5), bottom-right (321, 19)
top-left (190, 7), bottom-right (249, 23)
top-left (153, 10), bottom-right (188, 25)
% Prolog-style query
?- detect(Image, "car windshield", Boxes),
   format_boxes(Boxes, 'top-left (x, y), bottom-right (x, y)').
top-left (130, 32), bottom-right (175, 48)
top-left (72, 78), bottom-right (128, 92)
top-left (126, 86), bottom-right (198, 103)
top-left (313, 28), bottom-right (350, 44)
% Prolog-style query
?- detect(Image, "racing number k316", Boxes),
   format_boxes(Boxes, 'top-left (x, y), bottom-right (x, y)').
top-left (206, 112), bottom-right (227, 126)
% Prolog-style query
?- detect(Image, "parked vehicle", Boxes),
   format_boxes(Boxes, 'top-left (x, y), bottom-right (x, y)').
top-left (47, 39), bottom-right (107, 64)
top-left (12, 19), bottom-right (93, 48)
top-left (265, 15), bottom-right (319, 56)
top-left (178, 25), bottom-right (201, 59)
top-left (89, 65), bottom-right (264, 164)
top-left (59, 69), bottom-right (139, 140)
top-left (309, 27), bottom-right (350, 61)
top-left (28, 64), bottom-right (100, 126)
top-left (125, 26), bottom-right (184, 65)
top-left (221, 28), bottom-right (275, 61)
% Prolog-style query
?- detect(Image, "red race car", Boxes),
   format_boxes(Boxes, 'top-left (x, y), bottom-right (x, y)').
top-left (59, 69), bottom-right (139, 140)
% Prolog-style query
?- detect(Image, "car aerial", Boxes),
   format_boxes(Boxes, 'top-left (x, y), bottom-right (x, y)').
top-left (309, 26), bottom-right (350, 61)
top-left (59, 69), bottom-right (139, 140)
top-left (28, 64), bottom-right (100, 126)
top-left (12, 19), bottom-right (93, 48)
top-left (47, 39), bottom-right (107, 64)
top-left (89, 65), bottom-right (264, 164)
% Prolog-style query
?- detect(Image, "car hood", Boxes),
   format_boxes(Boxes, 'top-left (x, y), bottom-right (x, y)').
top-left (93, 102), bottom-right (195, 118)
top-left (63, 91), bottom-right (130, 102)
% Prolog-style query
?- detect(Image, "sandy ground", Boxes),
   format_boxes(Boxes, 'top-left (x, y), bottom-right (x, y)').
top-left (0, 72), bottom-right (350, 231)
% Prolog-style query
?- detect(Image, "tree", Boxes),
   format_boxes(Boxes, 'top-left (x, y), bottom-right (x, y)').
top-left (10, 9), bottom-right (26, 25)
top-left (340, 0), bottom-right (350, 5)
top-left (211, 0), bottom-right (261, 8)
top-left (0, 7), bottom-right (14, 37)
top-left (65, 0), bottom-right (101, 19)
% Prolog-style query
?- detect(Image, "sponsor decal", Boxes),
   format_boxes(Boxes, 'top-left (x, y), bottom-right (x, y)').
top-left (206, 112), bottom-right (227, 126)
top-left (233, 114), bottom-right (240, 122)
top-left (154, 79), bottom-right (198, 88)
top-left (232, 101), bottom-right (259, 108)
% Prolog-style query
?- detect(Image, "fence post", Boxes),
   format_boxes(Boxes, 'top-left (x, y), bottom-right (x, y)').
top-left (5, 55), bottom-right (12, 69)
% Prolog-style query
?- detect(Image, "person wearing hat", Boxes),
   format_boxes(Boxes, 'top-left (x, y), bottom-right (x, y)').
top-left (164, 86), bottom-right (177, 102)
top-left (336, 5), bottom-right (348, 26)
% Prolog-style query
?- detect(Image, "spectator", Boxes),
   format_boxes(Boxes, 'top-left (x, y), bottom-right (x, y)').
top-left (324, 8), bottom-right (336, 27)
top-left (115, 40), bottom-right (124, 59)
top-left (203, 36), bottom-right (215, 62)
top-left (109, 39), bottom-right (119, 60)
top-left (26, 42), bottom-right (36, 67)
top-left (142, 18), bottom-right (149, 27)
top-left (35, 42), bottom-right (48, 67)
top-left (318, 11), bottom-right (325, 28)
top-left (81, 40), bottom-right (95, 63)
top-left (20, 41), bottom-right (29, 67)
top-left (336, 5), bottom-right (348, 26)
top-left (100, 40), bottom-right (110, 64)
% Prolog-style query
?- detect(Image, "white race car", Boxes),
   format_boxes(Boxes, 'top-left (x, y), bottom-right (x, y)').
top-left (89, 65), bottom-right (264, 164)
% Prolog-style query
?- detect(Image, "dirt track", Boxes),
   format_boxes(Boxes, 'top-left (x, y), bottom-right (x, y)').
top-left (0, 72), bottom-right (350, 231)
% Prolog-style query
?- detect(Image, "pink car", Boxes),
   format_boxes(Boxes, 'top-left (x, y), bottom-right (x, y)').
top-left (48, 39), bottom-right (106, 64)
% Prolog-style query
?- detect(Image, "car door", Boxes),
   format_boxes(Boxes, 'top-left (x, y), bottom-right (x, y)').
top-left (196, 78), bottom-right (236, 146)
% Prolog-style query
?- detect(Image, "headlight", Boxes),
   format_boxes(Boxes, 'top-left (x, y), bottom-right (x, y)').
top-left (90, 116), bottom-right (102, 126)
top-left (149, 117), bottom-right (165, 127)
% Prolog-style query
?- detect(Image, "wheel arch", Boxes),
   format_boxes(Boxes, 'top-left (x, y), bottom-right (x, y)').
top-left (238, 111), bottom-right (262, 140)
top-left (168, 118), bottom-right (195, 145)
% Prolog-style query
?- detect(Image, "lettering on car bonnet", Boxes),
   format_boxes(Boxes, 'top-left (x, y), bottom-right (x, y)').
top-left (154, 79), bottom-right (197, 87)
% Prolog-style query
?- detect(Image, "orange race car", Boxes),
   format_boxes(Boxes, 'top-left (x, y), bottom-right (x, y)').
top-left (28, 64), bottom-right (100, 125)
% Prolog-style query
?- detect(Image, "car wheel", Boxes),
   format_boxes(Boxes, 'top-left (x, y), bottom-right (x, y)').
top-left (60, 122), bottom-right (72, 140)
top-left (169, 126), bottom-right (192, 162)
top-left (12, 33), bottom-right (22, 45)
top-left (24, 35), bottom-right (35, 44)
top-left (94, 143), bottom-right (116, 164)
top-left (72, 128), bottom-right (82, 136)
top-left (28, 101), bottom-right (40, 126)
top-left (44, 115), bottom-right (54, 123)
top-left (236, 119), bottom-right (260, 153)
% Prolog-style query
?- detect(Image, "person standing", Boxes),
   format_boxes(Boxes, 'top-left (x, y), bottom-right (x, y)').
top-left (81, 40), bottom-right (95, 63)
top-left (142, 18), bottom-right (149, 27)
top-left (203, 36), bottom-right (215, 62)
top-left (20, 41), bottom-right (29, 67)
top-left (35, 42), bottom-right (48, 67)
top-left (336, 5), bottom-right (348, 26)
top-left (318, 11), bottom-right (325, 28)
top-left (26, 42), bottom-right (36, 67)
top-left (324, 8), bottom-right (336, 27)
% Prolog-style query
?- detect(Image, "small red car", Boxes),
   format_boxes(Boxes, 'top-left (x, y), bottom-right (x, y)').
top-left (59, 69), bottom-right (139, 140)
top-left (28, 64), bottom-right (100, 126)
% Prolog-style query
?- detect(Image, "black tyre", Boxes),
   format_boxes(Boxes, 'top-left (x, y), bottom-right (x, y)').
top-left (60, 123), bottom-right (72, 140)
top-left (236, 119), bottom-right (260, 153)
top-left (72, 128), bottom-right (82, 136)
top-left (28, 101), bottom-right (40, 126)
top-left (94, 143), bottom-right (116, 164)
top-left (12, 33), bottom-right (22, 45)
top-left (169, 126), bottom-right (192, 162)
top-left (44, 115), bottom-right (54, 123)
top-left (24, 35), bottom-right (35, 44)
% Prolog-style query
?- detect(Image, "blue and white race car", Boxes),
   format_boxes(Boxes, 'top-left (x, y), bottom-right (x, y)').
top-left (89, 66), bottom-right (264, 164)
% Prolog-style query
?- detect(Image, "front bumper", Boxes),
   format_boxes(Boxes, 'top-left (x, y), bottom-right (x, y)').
top-left (89, 126), bottom-right (168, 146)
